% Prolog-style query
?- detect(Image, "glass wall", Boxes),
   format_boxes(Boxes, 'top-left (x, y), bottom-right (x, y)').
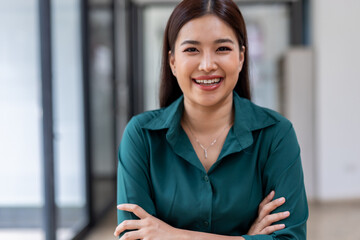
top-left (0, 0), bottom-right (89, 239)
top-left (88, 0), bottom-right (117, 219)
top-left (51, 0), bottom-right (88, 239)
top-left (143, 5), bottom-right (174, 111)
top-left (241, 4), bottom-right (290, 111)
top-left (0, 0), bottom-right (44, 239)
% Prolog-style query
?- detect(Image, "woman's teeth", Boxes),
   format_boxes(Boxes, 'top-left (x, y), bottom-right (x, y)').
top-left (194, 78), bottom-right (221, 85)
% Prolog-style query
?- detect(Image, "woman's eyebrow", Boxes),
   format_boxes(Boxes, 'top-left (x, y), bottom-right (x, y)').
top-left (214, 38), bottom-right (235, 44)
top-left (180, 40), bottom-right (200, 46)
top-left (180, 38), bottom-right (235, 46)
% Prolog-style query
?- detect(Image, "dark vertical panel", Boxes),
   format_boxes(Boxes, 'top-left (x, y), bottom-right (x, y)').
top-left (80, 0), bottom-right (94, 229)
top-left (129, 2), bottom-right (144, 116)
top-left (111, 0), bottom-right (118, 175)
top-left (114, 0), bottom-right (131, 141)
top-left (73, 1), bottom-right (96, 239)
top-left (302, 0), bottom-right (310, 45)
top-left (290, 0), bottom-right (304, 45)
top-left (38, 0), bottom-right (56, 239)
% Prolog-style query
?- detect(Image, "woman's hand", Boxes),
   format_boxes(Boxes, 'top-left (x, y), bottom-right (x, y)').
top-left (114, 204), bottom-right (180, 239)
top-left (114, 191), bottom-right (289, 239)
top-left (247, 191), bottom-right (290, 235)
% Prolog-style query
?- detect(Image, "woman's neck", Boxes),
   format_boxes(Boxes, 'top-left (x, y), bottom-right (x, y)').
top-left (182, 94), bottom-right (234, 135)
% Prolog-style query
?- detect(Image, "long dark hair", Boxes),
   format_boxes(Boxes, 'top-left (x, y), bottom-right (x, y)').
top-left (159, 0), bottom-right (251, 107)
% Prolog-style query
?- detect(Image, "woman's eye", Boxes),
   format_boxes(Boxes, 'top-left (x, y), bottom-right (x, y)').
top-left (183, 47), bottom-right (198, 53)
top-left (217, 46), bottom-right (232, 52)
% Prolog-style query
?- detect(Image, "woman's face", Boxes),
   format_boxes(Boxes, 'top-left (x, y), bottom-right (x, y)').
top-left (169, 14), bottom-right (244, 108)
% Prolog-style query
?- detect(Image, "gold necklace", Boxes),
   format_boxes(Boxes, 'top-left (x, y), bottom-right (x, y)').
top-left (185, 120), bottom-right (231, 159)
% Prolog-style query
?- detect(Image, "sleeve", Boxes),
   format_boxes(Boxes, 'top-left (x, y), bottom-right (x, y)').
top-left (242, 121), bottom-right (309, 240)
top-left (117, 117), bottom-right (156, 226)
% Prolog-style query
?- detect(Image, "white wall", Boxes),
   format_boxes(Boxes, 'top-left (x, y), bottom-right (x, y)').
top-left (312, 0), bottom-right (360, 200)
top-left (283, 48), bottom-right (315, 200)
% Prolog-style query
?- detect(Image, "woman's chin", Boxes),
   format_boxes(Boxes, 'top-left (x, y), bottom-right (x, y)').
top-left (187, 92), bottom-right (232, 109)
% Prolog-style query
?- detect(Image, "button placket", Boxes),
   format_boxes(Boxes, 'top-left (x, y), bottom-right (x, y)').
top-left (203, 175), bottom-right (209, 182)
top-left (203, 220), bottom-right (209, 227)
top-left (200, 174), bottom-right (212, 231)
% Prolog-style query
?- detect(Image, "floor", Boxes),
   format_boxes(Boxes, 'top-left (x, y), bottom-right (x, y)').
top-left (84, 201), bottom-right (360, 240)
top-left (307, 201), bottom-right (360, 240)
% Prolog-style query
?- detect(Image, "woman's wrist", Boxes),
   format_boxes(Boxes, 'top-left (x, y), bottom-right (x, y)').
top-left (172, 228), bottom-right (190, 240)
top-left (175, 228), bottom-right (245, 240)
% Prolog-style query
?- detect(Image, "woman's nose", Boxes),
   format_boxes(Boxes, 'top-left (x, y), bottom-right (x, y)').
top-left (198, 52), bottom-right (217, 73)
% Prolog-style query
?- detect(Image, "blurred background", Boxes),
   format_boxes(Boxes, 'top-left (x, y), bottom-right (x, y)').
top-left (0, 0), bottom-right (359, 239)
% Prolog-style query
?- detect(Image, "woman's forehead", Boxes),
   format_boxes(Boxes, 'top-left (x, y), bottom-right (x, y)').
top-left (176, 15), bottom-right (238, 44)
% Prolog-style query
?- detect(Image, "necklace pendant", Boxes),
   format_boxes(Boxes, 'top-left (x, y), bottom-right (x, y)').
top-left (204, 149), bottom-right (208, 159)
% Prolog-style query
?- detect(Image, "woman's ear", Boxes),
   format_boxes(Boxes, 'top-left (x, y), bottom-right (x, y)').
top-left (239, 46), bottom-right (245, 71)
top-left (169, 50), bottom-right (176, 76)
top-left (240, 46), bottom-right (245, 63)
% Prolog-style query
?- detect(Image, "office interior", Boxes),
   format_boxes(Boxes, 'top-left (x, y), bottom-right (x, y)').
top-left (1, 0), bottom-right (359, 239)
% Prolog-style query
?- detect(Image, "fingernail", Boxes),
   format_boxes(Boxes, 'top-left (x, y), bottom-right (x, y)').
top-left (277, 197), bottom-right (285, 203)
top-left (280, 224), bottom-right (285, 228)
top-left (283, 211), bottom-right (290, 216)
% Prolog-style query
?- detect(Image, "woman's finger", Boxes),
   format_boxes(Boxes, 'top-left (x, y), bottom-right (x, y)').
top-left (258, 197), bottom-right (286, 220)
top-left (114, 219), bottom-right (142, 237)
top-left (119, 230), bottom-right (142, 240)
top-left (257, 211), bottom-right (290, 230)
top-left (261, 224), bottom-right (286, 235)
top-left (258, 190), bottom-right (275, 210)
top-left (117, 204), bottom-right (150, 219)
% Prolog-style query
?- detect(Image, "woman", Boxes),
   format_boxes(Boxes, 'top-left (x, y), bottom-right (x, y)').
top-left (114, 0), bottom-right (308, 239)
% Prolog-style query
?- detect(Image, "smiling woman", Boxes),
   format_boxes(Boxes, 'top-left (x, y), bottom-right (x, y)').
top-left (115, 0), bottom-right (308, 239)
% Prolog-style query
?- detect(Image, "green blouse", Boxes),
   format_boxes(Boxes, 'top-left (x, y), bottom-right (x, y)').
top-left (117, 92), bottom-right (308, 239)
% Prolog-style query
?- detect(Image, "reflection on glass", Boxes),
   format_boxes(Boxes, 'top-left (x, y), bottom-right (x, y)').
top-left (0, 1), bottom-right (44, 239)
top-left (52, 0), bottom-right (87, 239)
top-left (241, 4), bottom-right (290, 111)
top-left (89, 7), bottom-right (116, 218)
top-left (142, 4), bottom-right (290, 112)
top-left (143, 5), bottom-right (175, 111)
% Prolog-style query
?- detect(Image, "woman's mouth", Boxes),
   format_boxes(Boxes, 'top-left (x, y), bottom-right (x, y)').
top-left (192, 75), bottom-right (224, 90)
top-left (193, 78), bottom-right (222, 86)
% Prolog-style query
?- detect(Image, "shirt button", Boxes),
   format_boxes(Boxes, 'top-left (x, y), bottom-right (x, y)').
top-left (203, 175), bottom-right (209, 182)
top-left (203, 221), bottom-right (209, 227)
